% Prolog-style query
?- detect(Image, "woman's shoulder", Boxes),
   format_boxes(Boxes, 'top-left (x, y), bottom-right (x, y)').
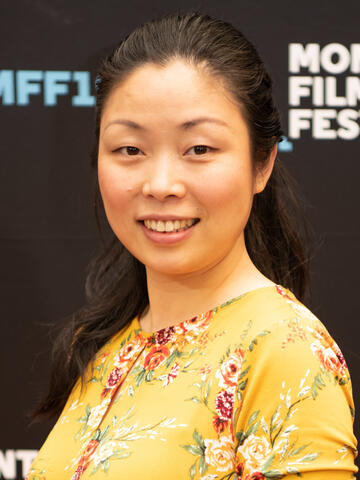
top-left (262, 283), bottom-right (323, 332)
top-left (217, 283), bottom-right (345, 363)
top-left (218, 283), bottom-right (320, 332)
top-left (217, 283), bottom-right (351, 386)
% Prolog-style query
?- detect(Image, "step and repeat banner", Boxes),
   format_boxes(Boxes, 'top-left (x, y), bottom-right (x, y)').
top-left (1, 1), bottom-right (359, 478)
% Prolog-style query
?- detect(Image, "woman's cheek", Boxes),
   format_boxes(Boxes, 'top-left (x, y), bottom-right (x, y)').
top-left (196, 170), bottom-right (245, 210)
top-left (98, 164), bottom-right (129, 208)
top-left (97, 173), bottom-right (131, 239)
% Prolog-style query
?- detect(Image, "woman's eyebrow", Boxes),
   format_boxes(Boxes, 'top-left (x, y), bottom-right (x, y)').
top-left (103, 116), bottom-right (229, 132)
top-left (181, 117), bottom-right (229, 129)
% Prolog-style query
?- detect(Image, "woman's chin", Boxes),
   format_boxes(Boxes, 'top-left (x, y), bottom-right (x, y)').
top-left (143, 259), bottom-right (206, 278)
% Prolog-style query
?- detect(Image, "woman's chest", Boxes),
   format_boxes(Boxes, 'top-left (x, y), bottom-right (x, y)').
top-left (30, 324), bottom-right (242, 479)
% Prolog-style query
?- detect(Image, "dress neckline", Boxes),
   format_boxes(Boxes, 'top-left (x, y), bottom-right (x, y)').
top-left (133, 284), bottom-right (283, 338)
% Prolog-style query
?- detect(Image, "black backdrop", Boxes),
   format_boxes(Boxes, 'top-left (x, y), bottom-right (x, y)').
top-left (1, 1), bottom-right (359, 478)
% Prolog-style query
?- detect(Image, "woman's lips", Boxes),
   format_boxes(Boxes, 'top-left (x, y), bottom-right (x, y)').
top-left (139, 219), bottom-right (199, 245)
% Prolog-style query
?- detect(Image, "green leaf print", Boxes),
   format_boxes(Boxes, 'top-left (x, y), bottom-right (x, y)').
top-left (165, 350), bottom-right (180, 367)
top-left (189, 462), bottom-right (197, 480)
top-left (270, 405), bottom-right (281, 434)
top-left (235, 429), bottom-right (246, 446)
top-left (130, 365), bottom-right (143, 375)
top-left (260, 453), bottom-right (275, 471)
top-left (113, 451), bottom-right (132, 460)
top-left (263, 469), bottom-right (284, 478)
top-left (287, 443), bottom-right (309, 458)
top-left (74, 404), bottom-right (92, 440)
top-left (240, 321), bottom-right (252, 341)
top-left (182, 444), bottom-right (204, 456)
top-left (247, 410), bottom-right (260, 426)
top-left (247, 331), bottom-right (270, 352)
top-left (238, 379), bottom-right (248, 391)
top-left (247, 421), bottom-right (259, 436)
top-left (193, 429), bottom-right (204, 448)
top-left (237, 365), bottom-right (250, 381)
top-left (185, 396), bottom-right (201, 403)
top-left (181, 429), bottom-right (205, 459)
top-left (191, 382), bottom-right (202, 389)
top-left (204, 379), bottom-right (212, 405)
top-left (311, 373), bottom-right (326, 399)
top-left (199, 455), bottom-right (208, 474)
top-left (298, 453), bottom-right (319, 462)
top-left (257, 330), bottom-right (271, 337)
top-left (135, 369), bottom-right (146, 386)
top-left (286, 466), bottom-right (300, 475)
top-left (88, 353), bottom-right (111, 386)
top-left (103, 458), bottom-right (110, 473)
top-left (184, 360), bottom-right (194, 368)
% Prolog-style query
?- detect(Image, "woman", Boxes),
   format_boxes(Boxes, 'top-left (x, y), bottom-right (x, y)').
top-left (27, 12), bottom-right (357, 480)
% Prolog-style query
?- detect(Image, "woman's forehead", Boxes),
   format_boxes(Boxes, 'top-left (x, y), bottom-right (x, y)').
top-left (100, 61), bottom-right (244, 133)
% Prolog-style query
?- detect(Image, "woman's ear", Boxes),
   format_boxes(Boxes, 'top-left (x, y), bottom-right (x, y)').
top-left (253, 143), bottom-right (277, 194)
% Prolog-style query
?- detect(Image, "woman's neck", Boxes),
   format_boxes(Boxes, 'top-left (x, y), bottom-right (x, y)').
top-left (139, 242), bottom-right (275, 333)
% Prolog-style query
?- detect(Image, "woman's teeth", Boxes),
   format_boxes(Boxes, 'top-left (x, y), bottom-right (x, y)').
top-left (143, 219), bottom-right (197, 233)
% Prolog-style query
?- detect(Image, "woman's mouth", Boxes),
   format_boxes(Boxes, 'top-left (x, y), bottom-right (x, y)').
top-left (142, 218), bottom-right (200, 233)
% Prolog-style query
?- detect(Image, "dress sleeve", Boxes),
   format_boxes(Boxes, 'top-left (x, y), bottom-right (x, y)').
top-left (233, 316), bottom-right (358, 479)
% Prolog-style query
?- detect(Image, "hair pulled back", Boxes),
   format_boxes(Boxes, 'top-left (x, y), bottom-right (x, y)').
top-left (31, 11), bottom-right (311, 421)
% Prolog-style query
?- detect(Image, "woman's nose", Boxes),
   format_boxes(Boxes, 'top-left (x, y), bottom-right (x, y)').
top-left (142, 156), bottom-right (186, 201)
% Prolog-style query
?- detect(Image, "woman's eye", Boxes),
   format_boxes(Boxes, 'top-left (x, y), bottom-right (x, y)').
top-left (112, 145), bottom-right (214, 156)
top-left (187, 145), bottom-right (213, 155)
top-left (113, 146), bottom-right (143, 155)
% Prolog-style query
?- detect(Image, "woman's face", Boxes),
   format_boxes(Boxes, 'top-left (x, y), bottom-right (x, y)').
top-left (98, 59), bottom-right (272, 277)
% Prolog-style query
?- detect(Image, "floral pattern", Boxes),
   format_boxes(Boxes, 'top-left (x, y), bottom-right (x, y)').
top-left (26, 285), bottom-right (358, 480)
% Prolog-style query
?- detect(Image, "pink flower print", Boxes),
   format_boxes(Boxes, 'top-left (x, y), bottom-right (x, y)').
top-left (106, 366), bottom-right (124, 388)
top-left (216, 349), bottom-right (244, 391)
top-left (311, 340), bottom-right (347, 377)
top-left (176, 311), bottom-right (212, 337)
top-left (235, 462), bottom-right (244, 478)
top-left (212, 415), bottom-right (228, 434)
top-left (244, 473), bottom-right (266, 480)
top-left (215, 390), bottom-right (234, 421)
top-left (275, 284), bottom-right (294, 301)
top-left (114, 335), bottom-right (146, 367)
top-left (199, 365), bottom-right (212, 382)
top-left (333, 342), bottom-right (348, 374)
top-left (70, 465), bottom-right (85, 480)
top-left (155, 326), bottom-right (176, 345)
top-left (163, 362), bottom-right (180, 386)
top-left (144, 345), bottom-right (170, 371)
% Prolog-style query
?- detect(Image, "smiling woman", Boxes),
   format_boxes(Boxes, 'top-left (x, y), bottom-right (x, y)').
top-left (27, 11), bottom-right (357, 480)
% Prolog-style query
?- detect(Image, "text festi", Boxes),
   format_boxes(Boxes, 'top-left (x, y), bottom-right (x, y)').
top-left (288, 43), bottom-right (360, 140)
top-left (0, 70), bottom-right (94, 106)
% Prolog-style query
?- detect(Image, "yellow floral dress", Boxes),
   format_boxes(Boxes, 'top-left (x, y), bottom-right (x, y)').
top-left (27, 285), bottom-right (358, 479)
